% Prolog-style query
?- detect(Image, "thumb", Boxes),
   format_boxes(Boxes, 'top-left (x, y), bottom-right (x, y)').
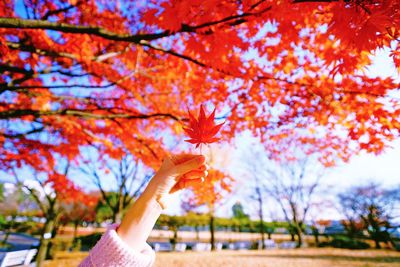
top-left (173, 155), bottom-right (206, 176)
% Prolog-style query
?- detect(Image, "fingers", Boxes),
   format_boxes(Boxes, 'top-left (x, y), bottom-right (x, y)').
top-left (198, 164), bottom-right (209, 171)
top-left (182, 170), bottom-right (208, 180)
top-left (170, 154), bottom-right (196, 165)
top-left (173, 155), bottom-right (206, 175)
top-left (170, 177), bottom-right (204, 193)
top-left (169, 166), bottom-right (208, 193)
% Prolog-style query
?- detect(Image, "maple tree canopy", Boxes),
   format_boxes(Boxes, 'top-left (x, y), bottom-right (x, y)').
top-left (1, 0), bottom-right (400, 175)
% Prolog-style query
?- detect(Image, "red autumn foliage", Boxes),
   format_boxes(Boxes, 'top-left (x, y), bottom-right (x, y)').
top-left (0, 0), bottom-right (399, 188)
top-left (59, 191), bottom-right (99, 225)
top-left (44, 171), bottom-right (98, 207)
top-left (185, 169), bottom-right (234, 208)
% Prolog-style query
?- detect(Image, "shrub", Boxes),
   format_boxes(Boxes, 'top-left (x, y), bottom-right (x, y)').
top-left (48, 238), bottom-right (74, 258)
top-left (250, 241), bottom-right (259, 250)
top-left (71, 239), bottom-right (82, 252)
top-left (75, 232), bottom-right (103, 251)
top-left (319, 236), bottom-right (370, 250)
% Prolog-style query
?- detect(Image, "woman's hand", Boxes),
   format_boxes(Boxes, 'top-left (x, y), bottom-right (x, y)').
top-left (117, 154), bottom-right (207, 251)
top-left (145, 154), bottom-right (208, 209)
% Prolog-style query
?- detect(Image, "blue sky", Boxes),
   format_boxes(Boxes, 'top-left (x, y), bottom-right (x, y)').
top-left (324, 46), bottom-right (399, 190)
top-left (164, 135), bottom-right (400, 220)
top-left (163, 47), bottom-right (400, 220)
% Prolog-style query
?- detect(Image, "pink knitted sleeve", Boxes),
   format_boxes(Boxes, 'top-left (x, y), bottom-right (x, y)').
top-left (79, 224), bottom-right (155, 267)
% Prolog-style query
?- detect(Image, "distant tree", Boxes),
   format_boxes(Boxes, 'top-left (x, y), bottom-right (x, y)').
top-left (156, 214), bottom-right (187, 248)
top-left (79, 149), bottom-right (152, 223)
top-left (309, 208), bottom-right (335, 247)
top-left (243, 145), bottom-right (330, 248)
top-left (182, 212), bottom-right (208, 241)
top-left (338, 183), bottom-right (400, 249)
top-left (263, 156), bottom-right (324, 247)
top-left (337, 187), bottom-right (366, 239)
top-left (183, 168), bottom-right (234, 250)
top-left (243, 149), bottom-right (268, 248)
top-left (232, 202), bottom-right (249, 220)
top-left (59, 193), bottom-right (99, 241)
top-left (0, 183), bottom-right (38, 245)
top-left (94, 193), bottom-right (118, 224)
top-left (214, 217), bottom-right (233, 232)
top-left (287, 223), bottom-right (297, 242)
top-left (264, 223), bottom-right (275, 240)
top-left (9, 162), bottom-right (95, 266)
top-left (310, 224), bottom-right (320, 246)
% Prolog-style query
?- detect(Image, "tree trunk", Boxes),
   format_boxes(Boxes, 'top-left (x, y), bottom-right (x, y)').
top-left (1, 216), bottom-right (15, 245)
top-left (111, 211), bottom-right (116, 224)
top-left (267, 232), bottom-right (272, 240)
top-left (73, 221), bottom-right (79, 241)
top-left (295, 224), bottom-right (303, 248)
top-left (1, 215), bottom-right (16, 245)
top-left (46, 219), bottom-right (61, 259)
top-left (1, 230), bottom-right (11, 245)
top-left (112, 206), bottom-right (123, 224)
top-left (256, 187), bottom-right (265, 249)
top-left (117, 190), bottom-right (124, 224)
top-left (195, 225), bottom-right (200, 241)
top-left (388, 236), bottom-right (397, 250)
top-left (170, 227), bottom-right (178, 250)
top-left (374, 239), bottom-right (381, 249)
top-left (209, 213), bottom-right (215, 251)
top-left (314, 233), bottom-right (319, 247)
top-left (36, 217), bottom-right (56, 267)
top-left (115, 211), bottom-right (123, 224)
top-left (290, 233), bottom-right (295, 241)
top-left (296, 232), bottom-right (303, 248)
top-left (311, 226), bottom-right (319, 247)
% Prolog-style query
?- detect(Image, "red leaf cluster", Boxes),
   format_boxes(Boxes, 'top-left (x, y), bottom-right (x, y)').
top-left (1, 0), bottom-right (400, 190)
top-left (185, 168), bottom-right (234, 207)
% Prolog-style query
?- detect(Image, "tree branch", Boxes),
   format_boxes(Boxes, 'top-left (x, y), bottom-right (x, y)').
top-left (0, 3), bottom-right (273, 44)
top-left (0, 108), bottom-right (181, 121)
top-left (1, 126), bottom-right (45, 138)
top-left (42, 3), bottom-right (79, 20)
top-left (0, 63), bottom-right (34, 75)
top-left (0, 17), bottom-right (170, 43)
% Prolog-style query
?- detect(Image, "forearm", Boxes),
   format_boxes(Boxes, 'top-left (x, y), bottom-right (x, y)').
top-left (116, 185), bottom-right (162, 252)
top-left (115, 155), bottom-right (205, 252)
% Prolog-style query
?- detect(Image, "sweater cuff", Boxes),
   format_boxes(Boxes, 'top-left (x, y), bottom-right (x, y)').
top-left (79, 224), bottom-right (155, 267)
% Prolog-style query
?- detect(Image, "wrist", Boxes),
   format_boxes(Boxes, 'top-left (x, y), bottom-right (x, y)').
top-left (143, 173), bottom-right (174, 210)
top-left (142, 186), bottom-right (167, 210)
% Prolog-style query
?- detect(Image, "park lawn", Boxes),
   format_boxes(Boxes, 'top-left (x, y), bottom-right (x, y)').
top-left (45, 248), bottom-right (400, 267)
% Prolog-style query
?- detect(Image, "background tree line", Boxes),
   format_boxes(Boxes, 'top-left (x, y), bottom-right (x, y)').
top-left (1, 181), bottom-right (399, 254)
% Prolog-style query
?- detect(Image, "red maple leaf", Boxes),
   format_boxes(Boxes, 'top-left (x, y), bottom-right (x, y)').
top-left (183, 105), bottom-right (224, 148)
